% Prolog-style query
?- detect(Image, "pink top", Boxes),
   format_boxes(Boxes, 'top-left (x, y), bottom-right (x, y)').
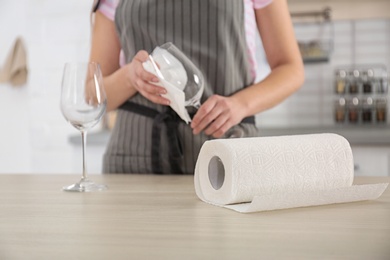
top-left (98, 0), bottom-right (273, 81)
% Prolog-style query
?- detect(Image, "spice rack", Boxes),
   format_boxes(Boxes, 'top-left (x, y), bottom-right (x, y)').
top-left (333, 64), bottom-right (388, 125)
top-left (292, 7), bottom-right (334, 64)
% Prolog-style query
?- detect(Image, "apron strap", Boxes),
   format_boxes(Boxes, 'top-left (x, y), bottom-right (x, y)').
top-left (119, 101), bottom-right (182, 174)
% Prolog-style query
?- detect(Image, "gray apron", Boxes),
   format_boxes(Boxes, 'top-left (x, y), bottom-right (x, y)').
top-left (103, 0), bottom-right (260, 174)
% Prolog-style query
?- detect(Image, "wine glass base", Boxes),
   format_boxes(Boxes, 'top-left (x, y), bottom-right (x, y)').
top-left (63, 179), bottom-right (107, 192)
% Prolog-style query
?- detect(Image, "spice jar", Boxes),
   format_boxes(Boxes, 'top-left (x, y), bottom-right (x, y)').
top-left (348, 97), bottom-right (360, 123)
top-left (335, 70), bottom-right (347, 94)
top-left (376, 98), bottom-right (387, 123)
top-left (362, 69), bottom-right (374, 94)
top-left (362, 97), bottom-right (373, 123)
top-left (349, 70), bottom-right (360, 94)
top-left (334, 98), bottom-right (346, 123)
top-left (378, 77), bottom-right (388, 94)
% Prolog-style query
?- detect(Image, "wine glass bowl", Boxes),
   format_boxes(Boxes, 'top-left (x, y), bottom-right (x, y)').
top-left (149, 42), bottom-right (204, 109)
top-left (60, 62), bottom-right (107, 192)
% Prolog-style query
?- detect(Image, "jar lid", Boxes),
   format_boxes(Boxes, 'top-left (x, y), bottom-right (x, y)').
top-left (339, 98), bottom-right (346, 106)
top-left (347, 97), bottom-right (359, 106)
top-left (338, 70), bottom-right (347, 78)
top-left (363, 97), bottom-right (373, 106)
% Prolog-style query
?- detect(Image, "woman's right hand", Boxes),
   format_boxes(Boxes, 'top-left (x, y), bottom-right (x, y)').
top-left (126, 50), bottom-right (170, 105)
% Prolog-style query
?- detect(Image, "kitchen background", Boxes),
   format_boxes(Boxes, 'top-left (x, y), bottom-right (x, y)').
top-left (1, 0), bottom-right (390, 176)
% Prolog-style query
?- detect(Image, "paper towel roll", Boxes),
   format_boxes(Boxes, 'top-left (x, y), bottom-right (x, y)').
top-left (194, 133), bottom-right (388, 213)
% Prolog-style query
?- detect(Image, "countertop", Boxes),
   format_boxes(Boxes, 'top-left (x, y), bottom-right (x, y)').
top-left (0, 174), bottom-right (389, 259)
top-left (259, 124), bottom-right (390, 145)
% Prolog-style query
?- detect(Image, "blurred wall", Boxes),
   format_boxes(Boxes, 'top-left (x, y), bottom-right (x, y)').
top-left (0, 0), bottom-right (96, 174)
top-left (0, 0), bottom-right (389, 174)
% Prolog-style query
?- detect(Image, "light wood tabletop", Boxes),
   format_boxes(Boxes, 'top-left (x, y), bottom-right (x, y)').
top-left (0, 174), bottom-right (389, 259)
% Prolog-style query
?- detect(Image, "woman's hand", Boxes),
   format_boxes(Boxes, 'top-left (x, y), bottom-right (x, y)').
top-left (190, 94), bottom-right (246, 138)
top-left (127, 50), bottom-right (170, 106)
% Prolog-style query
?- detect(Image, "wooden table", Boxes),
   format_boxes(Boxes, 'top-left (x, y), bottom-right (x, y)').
top-left (0, 175), bottom-right (389, 259)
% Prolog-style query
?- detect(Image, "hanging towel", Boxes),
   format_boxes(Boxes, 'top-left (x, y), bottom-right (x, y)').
top-left (0, 37), bottom-right (28, 86)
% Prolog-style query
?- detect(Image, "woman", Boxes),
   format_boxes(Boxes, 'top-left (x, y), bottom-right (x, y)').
top-left (90, 0), bottom-right (304, 174)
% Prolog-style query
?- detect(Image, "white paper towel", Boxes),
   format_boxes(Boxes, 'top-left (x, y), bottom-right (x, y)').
top-left (194, 133), bottom-right (388, 213)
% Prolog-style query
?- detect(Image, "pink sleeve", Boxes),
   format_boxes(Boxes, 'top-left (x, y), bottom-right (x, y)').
top-left (97, 0), bottom-right (119, 21)
top-left (253, 0), bottom-right (273, 9)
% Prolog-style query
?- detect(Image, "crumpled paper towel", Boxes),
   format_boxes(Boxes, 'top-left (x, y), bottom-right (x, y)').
top-left (194, 133), bottom-right (388, 213)
top-left (143, 47), bottom-right (192, 123)
top-left (0, 37), bottom-right (28, 86)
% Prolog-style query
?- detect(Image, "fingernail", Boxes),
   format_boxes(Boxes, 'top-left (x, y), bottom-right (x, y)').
top-left (160, 89), bottom-right (167, 94)
top-left (165, 100), bottom-right (170, 105)
top-left (152, 77), bottom-right (159, 82)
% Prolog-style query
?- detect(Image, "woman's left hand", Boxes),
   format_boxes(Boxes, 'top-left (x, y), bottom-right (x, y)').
top-left (190, 94), bottom-right (246, 138)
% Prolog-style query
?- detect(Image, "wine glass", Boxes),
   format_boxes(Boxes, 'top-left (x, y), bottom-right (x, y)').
top-left (60, 62), bottom-right (107, 192)
top-left (149, 42), bottom-right (204, 109)
top-left (149, 43), bottom-right (243, 138)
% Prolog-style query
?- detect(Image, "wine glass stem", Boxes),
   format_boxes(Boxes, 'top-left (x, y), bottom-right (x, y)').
top-left (81, 130), bottom-right (87, 181)
top-left (193, 101), bottom-right (201, 110)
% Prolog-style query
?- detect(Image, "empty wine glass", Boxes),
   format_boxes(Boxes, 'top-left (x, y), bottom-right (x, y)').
top-left (149, 42), bottom-right (204, 109)
top-left (148, 43), bottom-right (242, 138)
top-left (60, 62), bottom-right (107, 192)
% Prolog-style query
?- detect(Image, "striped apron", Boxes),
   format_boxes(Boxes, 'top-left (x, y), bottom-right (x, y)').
top-left (103, 0), bottom-right (260, 174)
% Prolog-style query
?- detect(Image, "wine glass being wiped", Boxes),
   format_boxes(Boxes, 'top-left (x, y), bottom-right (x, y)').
top-left (147, 43), bottom-right (244, 138)
top-left (60, 62), bottom-right (107, 192)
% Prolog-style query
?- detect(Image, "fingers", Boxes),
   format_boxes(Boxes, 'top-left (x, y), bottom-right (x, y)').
top-left (130, 50), bottom-right (170, 106)
top-left (135, 64), bottom-right (159, 83)
top-left (135, 79), bottom-right (165, 95)
top-left (133, 51), bottom-right (159, 83)
top-left (134, 79), bottom-right (170, 105)
top-left (204, 114), bottom-right (231, 138)
top-left (191, 98), bottom-right (220, 135)
top-left (191, 95), bottom-right (236, 137)
top-left (133, 50), bottom-right (150, 62)
top-left (142, 91), bottom-right (170, 105)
